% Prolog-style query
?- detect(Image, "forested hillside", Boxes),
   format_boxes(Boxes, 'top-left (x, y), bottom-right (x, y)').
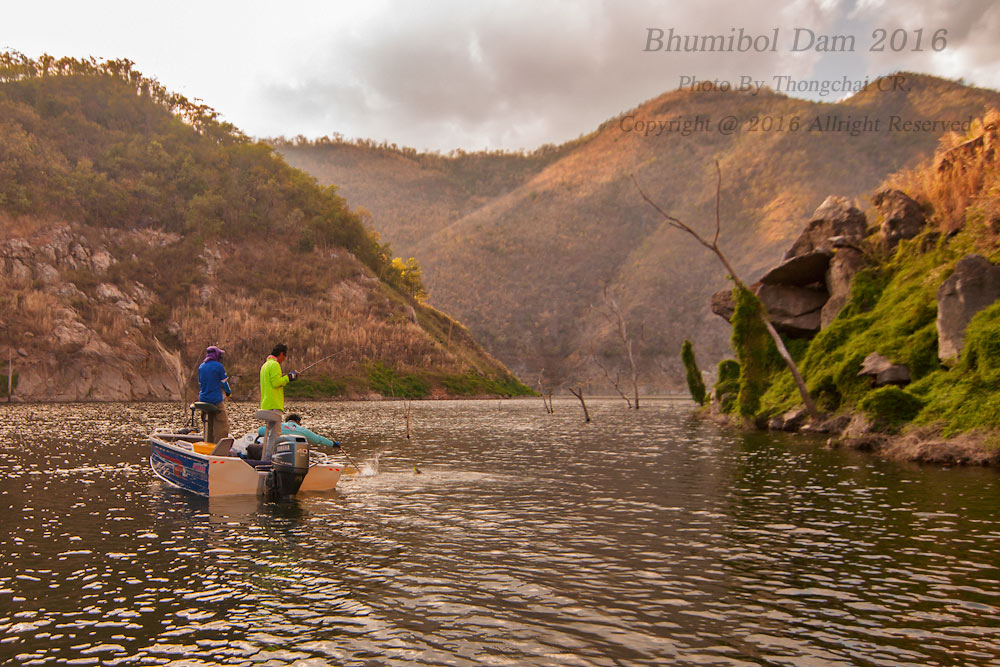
top-left (0, 53), bottom-right (528, 401)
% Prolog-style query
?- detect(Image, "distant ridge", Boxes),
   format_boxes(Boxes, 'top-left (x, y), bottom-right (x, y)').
top-left (277, 73), bottom-right (1000, 389)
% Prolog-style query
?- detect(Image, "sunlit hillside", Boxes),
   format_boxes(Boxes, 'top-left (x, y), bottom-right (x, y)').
top-left (279, 74), bottom-right (1000, 389)
top-left (0, 53), bottom-right (528, 401)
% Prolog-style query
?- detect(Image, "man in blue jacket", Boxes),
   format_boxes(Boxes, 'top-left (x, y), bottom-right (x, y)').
top-left (198, 345), bottom-right (232, 441)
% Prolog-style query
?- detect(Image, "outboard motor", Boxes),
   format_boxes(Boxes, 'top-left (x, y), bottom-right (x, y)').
top-left (267, 434), bottom-right (310, 498)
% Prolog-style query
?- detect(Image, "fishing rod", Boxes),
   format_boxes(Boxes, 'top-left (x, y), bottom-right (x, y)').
top-left (338, 444), bottom-right (365, 475)
top-left (297, 350), bottom-right (345, 375)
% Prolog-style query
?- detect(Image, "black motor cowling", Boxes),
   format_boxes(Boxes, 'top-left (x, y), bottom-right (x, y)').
top-left (267, 435), bottom-right (310, 498)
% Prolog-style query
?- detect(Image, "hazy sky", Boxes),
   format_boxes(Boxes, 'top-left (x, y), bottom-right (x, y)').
top-left (5, 0), bottom-right (998, 151)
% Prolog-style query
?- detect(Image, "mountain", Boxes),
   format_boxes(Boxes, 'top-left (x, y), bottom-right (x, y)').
top-left (276, 74), bottom-right (1000, 390)
top-left (0, 54), bottom-right (528, 402)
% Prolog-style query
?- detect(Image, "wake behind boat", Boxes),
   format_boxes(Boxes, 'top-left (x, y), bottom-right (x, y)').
top-left (149, 403), bottom-right (343, 498)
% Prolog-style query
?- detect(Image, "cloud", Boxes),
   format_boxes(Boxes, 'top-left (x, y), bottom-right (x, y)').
top-left (852, 0), bottom-right (1000, 89)
top-left (7, 0), bottom-right (998, 150)
top-left (256, 0), bottom-right (839, 150)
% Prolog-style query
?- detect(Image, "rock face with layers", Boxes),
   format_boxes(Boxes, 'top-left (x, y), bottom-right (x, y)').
top-left (937, 254), bottom-right (1000, 362)
top-left (755, 284), bottom-right (828, 337)
top-left (760, 249), bottom-right (832, 286)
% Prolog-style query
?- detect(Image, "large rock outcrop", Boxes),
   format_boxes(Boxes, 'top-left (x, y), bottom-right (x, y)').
top-left (937, 254), bottom-right (1000, 362)
top-left (712, 196), bottom-right (871, 337)
top-left (783, 196), bottom-right (869, 260)
top-left (821, 243), bottom-right (869, 328)
top-left (873, 188), bottom-right (926, 249)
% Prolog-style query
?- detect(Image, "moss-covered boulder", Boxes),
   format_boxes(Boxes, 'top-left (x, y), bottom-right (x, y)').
top-left (858, 386), bottom-right (925, 431)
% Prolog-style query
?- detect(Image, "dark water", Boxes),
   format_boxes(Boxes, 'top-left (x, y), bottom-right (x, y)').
top-left (1, 398), bottom-right (999, 666)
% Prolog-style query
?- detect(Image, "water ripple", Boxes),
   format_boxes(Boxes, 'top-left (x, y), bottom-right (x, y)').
top-left (0, 399), bottom-right (998, 665)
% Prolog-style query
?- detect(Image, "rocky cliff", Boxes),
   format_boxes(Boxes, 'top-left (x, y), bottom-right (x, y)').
top-left (703, 116), bottom-right (1000, 464)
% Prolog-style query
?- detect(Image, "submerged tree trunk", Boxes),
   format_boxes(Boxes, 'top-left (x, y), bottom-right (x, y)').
top-left (568, 387), bottom-right (591, 423)
top-left (536, 370), bottom-right (554, 414)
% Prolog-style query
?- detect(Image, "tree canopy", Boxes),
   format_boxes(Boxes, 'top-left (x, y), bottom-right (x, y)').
top-left (0, 51), bottom-right (421, 293)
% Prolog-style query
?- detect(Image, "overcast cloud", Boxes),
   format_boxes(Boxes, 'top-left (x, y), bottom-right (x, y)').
top-left (5, 0), bottom-right (998, 151)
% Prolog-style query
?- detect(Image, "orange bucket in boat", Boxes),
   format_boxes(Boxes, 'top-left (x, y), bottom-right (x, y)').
top-left (192, 442), bottom-right (215, 455)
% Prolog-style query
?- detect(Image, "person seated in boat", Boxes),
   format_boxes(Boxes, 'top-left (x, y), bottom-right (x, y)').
top-left (255, 413), bottom-right (340, 449)
top-left (197, 345), bottom-right (231, 441)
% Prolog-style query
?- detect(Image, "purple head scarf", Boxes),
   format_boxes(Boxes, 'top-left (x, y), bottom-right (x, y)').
top-left (203, 346), bottom-right (225, 364)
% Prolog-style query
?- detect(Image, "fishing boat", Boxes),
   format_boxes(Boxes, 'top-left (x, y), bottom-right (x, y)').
top-left (149, 404), bottom-right (343, 498)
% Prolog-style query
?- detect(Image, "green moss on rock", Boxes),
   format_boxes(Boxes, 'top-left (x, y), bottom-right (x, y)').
top-left (859, 386), bottom-right (925, 431)
top-left (714, 359), bottom-right (740, 414)
top-left (731, 287), bottom-right (770, 418)
top-left (681, 339), bottom-right (707, 405)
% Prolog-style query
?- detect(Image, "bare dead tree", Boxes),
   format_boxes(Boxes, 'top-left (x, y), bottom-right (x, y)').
top-left (567, 386), bottom-right (591, 422)
top-left (536, 369), bottom-right (554, 414)
top-left (387, 380), bottom-right (414, 437)
top-left (598, 286), bottom-right (642, 409)
top-left (592, 351), bottom-right (632, 408)
top-left (631, 162), bottom-right (819, 419)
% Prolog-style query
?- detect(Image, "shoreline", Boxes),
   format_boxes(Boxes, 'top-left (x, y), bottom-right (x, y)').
top-left (702, 407), bottom-right (1000, 467)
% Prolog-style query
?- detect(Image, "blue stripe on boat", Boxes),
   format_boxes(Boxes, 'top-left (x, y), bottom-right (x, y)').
top-left (150, 439), bottom-right (211, 496)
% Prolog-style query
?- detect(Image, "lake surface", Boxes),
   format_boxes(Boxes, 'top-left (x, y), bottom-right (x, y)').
top-left (1, 397), bottom-right (999, 666)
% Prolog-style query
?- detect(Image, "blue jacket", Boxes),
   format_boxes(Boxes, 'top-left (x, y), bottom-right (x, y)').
top-left (198, 360), bottom-right (231, 404)
top-left (256, 422), bottom-right (336, 447)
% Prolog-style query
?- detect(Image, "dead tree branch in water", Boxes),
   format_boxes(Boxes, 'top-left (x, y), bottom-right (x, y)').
top-left (631, 162), bottom-right (818, 419)
top-left (597, 286), bottom-right (642, 409)
top-left (567, 386), bottom-right (591, 423)
top-left (592, 351), bottom-right (632, 408)
top-left (536, 369), bottom-right (554, 414)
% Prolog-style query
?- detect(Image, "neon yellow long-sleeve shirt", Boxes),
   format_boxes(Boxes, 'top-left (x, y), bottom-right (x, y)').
top-left (259, 355), bottom-right (290, 411)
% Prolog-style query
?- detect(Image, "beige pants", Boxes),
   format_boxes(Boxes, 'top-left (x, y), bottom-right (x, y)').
top-left (207, 401), bottom-right (229, 442)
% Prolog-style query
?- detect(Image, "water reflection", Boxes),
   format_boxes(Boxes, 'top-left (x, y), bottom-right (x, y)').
top-left (0, 399), bottom-right (998, 666)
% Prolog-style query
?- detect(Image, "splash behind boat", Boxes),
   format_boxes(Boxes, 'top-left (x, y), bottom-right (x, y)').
top-left (149, 405), bottom-right (342, 498)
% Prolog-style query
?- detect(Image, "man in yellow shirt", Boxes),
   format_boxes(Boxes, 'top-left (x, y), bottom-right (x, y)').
top-left (259, 343), bottom-right (298, 411)
top-left (258, 343), bottom-right (299, 461)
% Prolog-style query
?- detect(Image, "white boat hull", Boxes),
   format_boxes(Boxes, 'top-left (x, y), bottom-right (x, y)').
top-left (149, 434), bottom-right (342, 497)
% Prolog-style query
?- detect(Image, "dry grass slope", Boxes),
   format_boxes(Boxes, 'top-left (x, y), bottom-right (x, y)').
top-left (279, 74), bottom-right (1000, 389)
